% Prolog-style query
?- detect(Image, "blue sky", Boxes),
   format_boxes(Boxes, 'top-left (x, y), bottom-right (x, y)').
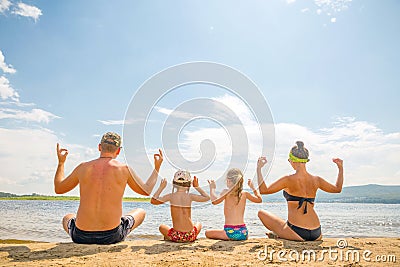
top-left (0, 0), bottom-right (399, 196)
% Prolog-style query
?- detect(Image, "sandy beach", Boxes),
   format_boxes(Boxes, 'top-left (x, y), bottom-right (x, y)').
top-left (1, 237), bottom-right (399, 266)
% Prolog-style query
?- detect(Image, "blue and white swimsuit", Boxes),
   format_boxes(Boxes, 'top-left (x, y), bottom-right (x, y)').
top-left (224, 224), bottom-right (248, 241)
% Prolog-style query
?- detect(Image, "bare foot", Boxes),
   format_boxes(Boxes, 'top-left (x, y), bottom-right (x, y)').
top-left (266, 232), bottom-right (279, 239)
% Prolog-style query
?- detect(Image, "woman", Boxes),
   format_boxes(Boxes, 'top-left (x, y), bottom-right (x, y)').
top-left (257, 141), bottom-right (344, 241)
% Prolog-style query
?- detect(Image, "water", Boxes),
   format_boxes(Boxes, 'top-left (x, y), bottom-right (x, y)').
top-left (0, 200), bottom-right (399, 242)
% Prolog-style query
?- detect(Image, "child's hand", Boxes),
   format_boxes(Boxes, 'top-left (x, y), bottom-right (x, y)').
top-left (257, 156), bottom-right (267, 169)
top-left (154, 149), bottom-right (163, 170)
top-left (208, 180), bottom-right (216, 190)
top-left (193, 176), bottom-right (199, 187)
top-left (248, 179), bottom-right (256, 190)
top-left (160, 178), bottom-right (167, 190)
top-left (332, 158), bottom-right (343, 169)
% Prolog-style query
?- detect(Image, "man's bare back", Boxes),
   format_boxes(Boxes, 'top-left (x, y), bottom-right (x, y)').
top-left (54, 132), bottom-right (163, 244)
top-left (74, 158), bottom-right (132, 231)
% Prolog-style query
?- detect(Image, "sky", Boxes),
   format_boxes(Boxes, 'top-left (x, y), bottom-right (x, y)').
top-left (0, 0), bottom-right (399, 196)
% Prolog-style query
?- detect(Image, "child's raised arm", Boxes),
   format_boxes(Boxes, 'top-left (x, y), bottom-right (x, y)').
top-left (190, 176), bottom-right (210, 202)
top-left (208, 179), bottom-right (227, 205)
top-left (245, 179), bottom-right (263, 203)
top-left (150, 178), bottom-right (171, 205)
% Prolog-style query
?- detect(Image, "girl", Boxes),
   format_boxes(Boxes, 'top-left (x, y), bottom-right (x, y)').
top-left (205, 168), bottom-right (262, 241)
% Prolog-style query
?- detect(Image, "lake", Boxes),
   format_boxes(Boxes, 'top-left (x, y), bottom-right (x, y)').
top-left (0, 200), bottom-right (399, 242)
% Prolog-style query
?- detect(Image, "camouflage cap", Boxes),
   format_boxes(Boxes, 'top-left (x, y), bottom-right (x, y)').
top-left (100, 132), bottom-right (121, 147)
top-left (173, 170), bottom-right (192, 187)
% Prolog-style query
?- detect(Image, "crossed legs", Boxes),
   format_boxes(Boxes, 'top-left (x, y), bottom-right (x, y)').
top-left (258, 210), bottom-right (304, 241)
top-left (159, 222), bottom-right (202, 241)
top-left (205, 229), bottom-right (230, 240)
top-left (62, 208), bottom-right (146, 235)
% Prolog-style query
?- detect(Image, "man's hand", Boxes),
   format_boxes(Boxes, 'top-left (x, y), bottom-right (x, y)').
top-left (154, 149), bottom-right (163, 171)
top-left (208, 179), bottom-right (216, 190)
top-left (193, 176), bottom-right (199, 187)
top-left (257, 156), bottom-right (267, 169)
top-left (57, 143), bottom-right (68, 164)
top-left (332, 158), bottom-right (343, 169)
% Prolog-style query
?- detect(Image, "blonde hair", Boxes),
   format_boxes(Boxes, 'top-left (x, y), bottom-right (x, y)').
top-left (226, 168), bottom-right (244, 204)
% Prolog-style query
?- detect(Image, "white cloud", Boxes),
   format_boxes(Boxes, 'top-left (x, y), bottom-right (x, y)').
top-left (12, 2), bottom-right (42, 22)
top-left (0, 0), bottom-right (11, 13)
top-left (97, 118), bottom-right (144, 125)
top-left (149, 94), bottom-right (266, 188)
top-left (98, 119), bottom-right (125, 126)
top-left (314, 0), bottom-right (352, 17)
top-left (287, 0), bottom-right (296, 4)
top-left (0, 127), bottom-right (97, 195)
top-left (0, 76), bottom-right (19, 101)
top-left (0, 50), bottom-right (16, 74)
top-left (170, 116), bottom-right (400, 188)
top-left (0, 108), bottom-right (60, 123)
top-left (270, 118), bottom-right (400, 186)
top-left (3, 116), bottom-right (397, 196)
top-left (296, 1), bottom-right (351, 22)
top-left (154, 106), bottom-right (195, 120)
top-left (0, 101), bottom-right (35, 107)
top-left (0, 54), bottom-right (60, 125)
top-left (146, 95), bottom-right (400, 189)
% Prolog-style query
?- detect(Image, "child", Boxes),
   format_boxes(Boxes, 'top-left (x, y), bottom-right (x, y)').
top-left (205, 168), bottom-right (262, 241)
top-left (151, 170), bottom-right (210, 242)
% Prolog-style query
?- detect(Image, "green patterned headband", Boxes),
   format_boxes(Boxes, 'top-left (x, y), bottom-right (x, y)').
top-left (289, 152), bottom-right (309, 163)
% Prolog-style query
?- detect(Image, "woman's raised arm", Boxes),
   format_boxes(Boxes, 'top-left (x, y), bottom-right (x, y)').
top-left (318, 158), bottom-right (344, 193)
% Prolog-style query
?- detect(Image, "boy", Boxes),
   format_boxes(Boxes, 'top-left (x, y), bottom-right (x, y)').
top-left (151, 170), bottom-right (210, 242)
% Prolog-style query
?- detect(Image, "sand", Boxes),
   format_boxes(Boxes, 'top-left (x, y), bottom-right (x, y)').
top-left (1, 237), bottom-right (399, 266)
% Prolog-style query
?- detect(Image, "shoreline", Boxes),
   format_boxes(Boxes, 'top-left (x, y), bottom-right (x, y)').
top-left (2, 198), bottom-right (400, 204)
top-left (2, 234), bottom-right (400, 244)
top-left (1, 237), bottom-right (399, 266)
top-left (0, 197), bottom-right (150, 202)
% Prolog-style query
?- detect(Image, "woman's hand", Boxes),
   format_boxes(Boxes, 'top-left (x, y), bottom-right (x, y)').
top-left (257, 156), bottom-right (267, 169)
top-left (332, 158), bottom-right (343, 169)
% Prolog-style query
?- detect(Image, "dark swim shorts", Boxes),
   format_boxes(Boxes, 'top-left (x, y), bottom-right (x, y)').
top-left (67, 216), bottom-right (135, 245)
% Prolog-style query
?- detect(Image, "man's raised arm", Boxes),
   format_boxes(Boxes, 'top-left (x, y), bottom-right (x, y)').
top-left (127, 149), bottom-right (163, 196)
top-left (54, 143), bottom-right (79, 194)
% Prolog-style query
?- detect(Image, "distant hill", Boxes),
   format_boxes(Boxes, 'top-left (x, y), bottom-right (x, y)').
top-left (317, 184), bottom-right (400, 204)
top-left (260, 184), bottom-right (400, 204)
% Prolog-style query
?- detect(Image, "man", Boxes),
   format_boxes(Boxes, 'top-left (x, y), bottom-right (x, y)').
top-left (54, 132), bottom-right (163, 244)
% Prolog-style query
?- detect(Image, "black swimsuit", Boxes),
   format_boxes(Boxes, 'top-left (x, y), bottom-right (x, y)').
top-left (283, 190), bottom-right (321, 241)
